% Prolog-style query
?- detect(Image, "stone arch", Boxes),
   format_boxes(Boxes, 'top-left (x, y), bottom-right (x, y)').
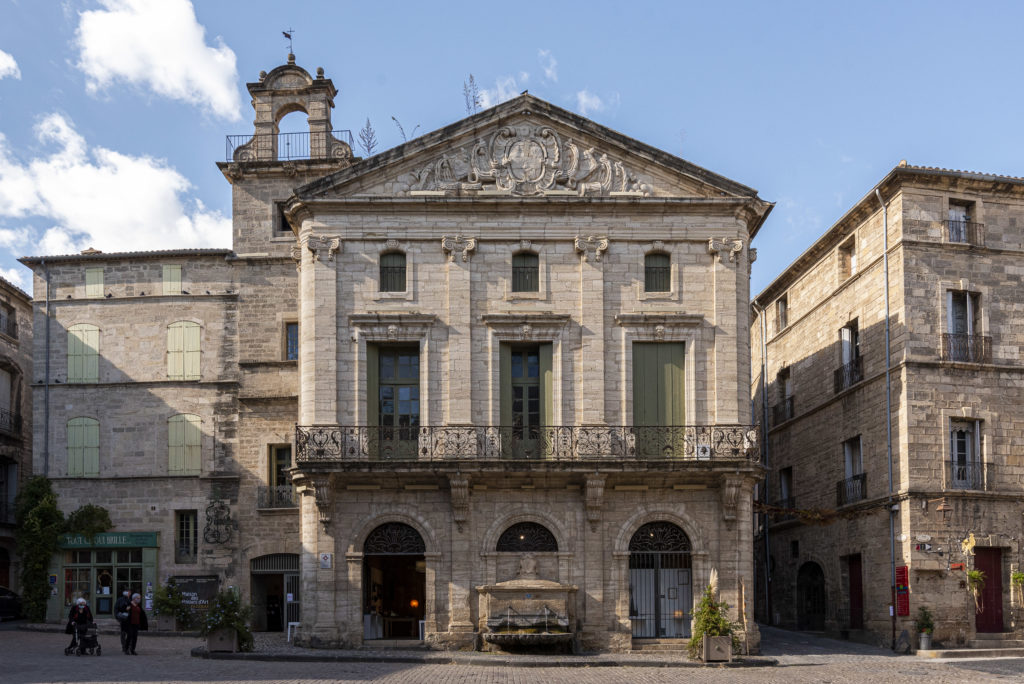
top-left (480, 507), bottom-right (572, 555)
top-left (347, 507), bottom-right (438, 555)
top-left (274, 100), bottom-right (310, 124)
top-left (796, 560), bottom-right (827, 631)
top-left (614, 506), bottom-right (706, 555)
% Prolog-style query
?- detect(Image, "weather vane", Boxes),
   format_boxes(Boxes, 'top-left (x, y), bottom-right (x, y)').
top-left (282, 28), bottom-right (295, 55)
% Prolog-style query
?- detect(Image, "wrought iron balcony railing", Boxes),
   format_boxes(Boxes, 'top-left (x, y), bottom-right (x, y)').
top-left (834, 357), bottom-right (863, 393)
top-left (945, 220), bottom-right (983, 246)
top-left (772, 396), bottom-right (794, 426)
top-left (836, 473), bottom-right (867, 506)
top-left (295, 425), bottom-right (759, 464)
top-left (0, 407), bottom-right (22, 436)
top-left (226, 130), bottom-right (354, 162)
top-left (941, 333), bottom-right (991, 363)
top-left (257, 485), bottom-right (299, 509)
top-left (947, 460), bottom-right (985, 491)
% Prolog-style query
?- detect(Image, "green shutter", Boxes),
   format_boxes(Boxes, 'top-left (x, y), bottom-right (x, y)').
top-left (183, 323), bottom-right (201, 380)
top-left (85, 268), bottom-right (103, 298)
top-left (167, 323), bottom-right (184, 379)
top-left (83, 418), bottom-right (99, 476)
top-left (366, 344), bottom-right (379, 426)
top-left (184, 414), bottom-right (201, 474)
top-left (168, 415), bottom-right (184, 473)
top-left (67, 419), bottom-right (83, 476)
top-left (664, 342), bottom-right (685, 425)
top-left (83, 326), bottom-right (99, 383)
top-left (633, 343), bottom-right (656, 427)
top-left (500, 344), bottom-right (512, 428)
top-left (142, 547), bottom-right (158, 595)
top-left (68, 328), bottom-right (83, 383)
top-left (162, 265), bottom-right (181, 295)
top-left (632, 342), bottom-right (685, 426)
top-left (68, 325), bottom-right (99, 383)
top-left (539, 343), bottom-right (553, 426)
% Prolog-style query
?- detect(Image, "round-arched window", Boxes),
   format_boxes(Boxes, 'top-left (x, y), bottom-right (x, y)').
top-left (496, 522), bottom-right (558, 552)
top-left (363, 522), bottom-right (425, 554)
top-left (628, 521), bottom-right (691, 552)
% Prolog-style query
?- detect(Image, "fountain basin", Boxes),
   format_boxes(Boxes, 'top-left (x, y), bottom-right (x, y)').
top-left (476, 576), bottom-right (578, 653)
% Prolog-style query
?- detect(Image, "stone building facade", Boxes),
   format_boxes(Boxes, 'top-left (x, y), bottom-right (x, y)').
top-left (752, 164), bottom-right (1024, 648)
top-left (0, 276), bottom-right (31, 592)
top-left (23, 57), bottom-right (769, 652)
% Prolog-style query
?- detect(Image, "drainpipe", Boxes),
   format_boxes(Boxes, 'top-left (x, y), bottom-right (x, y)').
top-left (875, 188), bottom-right (896, 650)
top-left (42, 258), bottom-right (51, 477)
top-left (751, 300), bottom-right (771, 624)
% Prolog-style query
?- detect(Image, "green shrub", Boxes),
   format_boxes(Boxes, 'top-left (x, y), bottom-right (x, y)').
top-left (915, 606), bottom-right (934, 634)
top-left (199, 589), bottom-right (254, 652)
top-left (152, 579), bottom-right (197, 628)
top-left (14, 477), bottom-right (64, 621)
top-left (688, 583), bottom-right (735, 660)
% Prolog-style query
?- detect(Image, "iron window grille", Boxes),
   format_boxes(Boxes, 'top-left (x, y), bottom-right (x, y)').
top-left (644, 253), bottom-right (671, 292)
top-left (511, 253), bottom-right (539, 292)
top-left (379, 252), bottom-right (407, 292)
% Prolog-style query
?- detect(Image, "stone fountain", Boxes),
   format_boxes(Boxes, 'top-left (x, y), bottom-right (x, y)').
top-left (476, 554), bottom-right (578, 653)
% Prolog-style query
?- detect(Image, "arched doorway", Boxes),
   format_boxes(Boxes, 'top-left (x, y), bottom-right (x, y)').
top-left (628, 521), bottom-right (692, 638)
top-left (363, 522), bottom-right (425, 640)
top-left (797, 561), bottom-right (826, 631)
top-left (250, 553), bottom-right (300, 632)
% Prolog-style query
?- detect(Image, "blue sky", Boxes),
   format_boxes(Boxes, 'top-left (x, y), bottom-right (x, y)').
top-left (1, 1), bottom-right (1022, 294)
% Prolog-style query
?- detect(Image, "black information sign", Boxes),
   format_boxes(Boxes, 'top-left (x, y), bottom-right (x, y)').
top-left (169, 575), bottom-right (219, 616)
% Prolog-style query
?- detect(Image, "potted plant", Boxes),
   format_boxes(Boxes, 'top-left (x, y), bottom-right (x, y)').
top-left (688, 571), bottom-right (735, 662)
top-left (967, 569), bottom-right (986, 614)
top-left (200, 589), bottom-right (254, 653)
top-left (915, 606), bottom-right (934, 650)
top-left (1011, 570), bottom-right (1024, 596)
top-left (152, 580), bottom-right (196, 631)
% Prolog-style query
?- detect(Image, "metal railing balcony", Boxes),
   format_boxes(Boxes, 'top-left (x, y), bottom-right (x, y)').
top-left (947, 460), bottom-right (986, 491)
top-left (226, 130), bottom-right (354, 162)
top-left (257, 485), bottom-right (299, 509)
top-left (836, 473), bottom-right (867, 506)
top-left (834, 357), bottom-right (863, 393)
top-left (0, 407), bottom-right (22, 437)
top-left (295, 424), bottom-right (759, 464)
top-left (945, 220), bottom-right (984, 246)
top-left (941, 333), bottom-right (991, 363)
top-left (772, 396), bottom-right (794, 426)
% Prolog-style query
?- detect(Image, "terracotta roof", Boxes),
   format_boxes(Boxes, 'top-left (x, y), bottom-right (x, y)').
top-left (19, 248), bottom-right (232, 265)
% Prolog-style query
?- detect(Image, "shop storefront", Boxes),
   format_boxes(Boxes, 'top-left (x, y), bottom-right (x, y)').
top-left (47, 532), bottom-right (158, 622)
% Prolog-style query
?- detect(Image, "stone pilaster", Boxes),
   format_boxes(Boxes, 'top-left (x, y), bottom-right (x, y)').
top-left (298, 226), bottom-right (340, 425)
top-left (576, 236), bottom-right (608, 424)
top-left (442, 236), bottom-right (475, 424)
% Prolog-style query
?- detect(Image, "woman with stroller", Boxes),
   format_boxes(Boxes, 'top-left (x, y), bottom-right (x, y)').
top-left (124, 592), bottom-right (148, 655)
top-left (65, 597), bottom-right (93, 653)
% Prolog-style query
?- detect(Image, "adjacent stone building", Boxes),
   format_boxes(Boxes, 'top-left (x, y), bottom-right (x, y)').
top-left (0, 276), bottom-right (31, 591)
top-left (23, 57), bottom-right (769, 652)
top-left (751, 164), bottom-right (1024, 647)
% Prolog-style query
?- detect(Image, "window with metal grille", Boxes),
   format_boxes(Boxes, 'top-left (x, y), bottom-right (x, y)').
top-left (511, 252), bottom-right (539, 292)
top-left (496, 522), bottom-right (558, 552)
top-left (175, 510), bottom-right (197, 564)
top-left (379, 252), bottom-right (406, 292)
top-left (644, 253), bottom-right (670, 292)
top-left (285, 322), bottom-right (298, 360)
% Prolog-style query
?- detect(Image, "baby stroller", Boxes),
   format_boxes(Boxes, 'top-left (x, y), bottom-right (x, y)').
top-left (64, 622), bottom-right (102, 656)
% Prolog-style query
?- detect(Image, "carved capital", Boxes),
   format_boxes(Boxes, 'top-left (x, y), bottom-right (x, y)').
top-left (585, 475), bottom-right (606, 532)
top-left (449, 476), bottom-right (470, 532)
top-left (707, 237), bottom-right (744, 263)
top-left (575, 235), bottom-right (609, 263)
top-left (307, 235), bottom-right (342, 262)
top-left (302, 473), bottom-right (333, 530)
top-left (441, 235), bottom-right (477, 262)
top-left (721, 475), bottom-right (743, 522)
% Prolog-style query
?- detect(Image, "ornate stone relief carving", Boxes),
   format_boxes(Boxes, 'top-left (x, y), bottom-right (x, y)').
top-left (396, 125), bottom-right (656, 197)
top-left (481, 313), bottom-right (570, 342)
top-left (441, 235), bottom-right (477, 262)
top-left (519, 240), bottom-right (532, 251)
top-left (449, 476), bottom-right (469, 532)
top-left (574, 235), bottom-right (609, 263)
top-left (385, 239), bottom-right (400, 250)
top-left (585, 475), bottom-right (605, 532)
top-left (707, 237), bottom-right (745, 263)
top-left (721, 475), bottom-right (743, 522)
top-left (307, 235), bottom-right (342, 262)
top-left (290, 244), bottom-right (302, 264)
top-left (748, 247), bottom-right (757, 264)
top-left (349, 313), bottom-right (436, 343)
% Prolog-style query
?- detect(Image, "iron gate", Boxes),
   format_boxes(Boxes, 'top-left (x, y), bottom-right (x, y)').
top-left (628, 522), bottom-right (693, 638)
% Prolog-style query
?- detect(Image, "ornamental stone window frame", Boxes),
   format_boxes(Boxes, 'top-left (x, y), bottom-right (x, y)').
top-left (636, 240), bottom-right (680, 302)
top-left (482, 312), bottom-right (570, 425)
top-left (479, 507), bottom-right (574, 585)
top-left (614, 312), bottom-right (704, 426)
top-left (349, 313), bottom-right (436, 426)
top-left (503, 240), bottom-right (548, 302)
top-left (372, 239), bottom-right (416, 302)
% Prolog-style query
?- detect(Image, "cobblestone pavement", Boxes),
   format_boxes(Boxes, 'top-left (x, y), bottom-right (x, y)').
top-left (5, 624), bottom-right (1024, 683)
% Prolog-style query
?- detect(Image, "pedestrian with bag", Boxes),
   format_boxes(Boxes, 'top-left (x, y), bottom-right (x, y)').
top-left (114, 590), bottom-right (132, 653)
top-left (124, 592), bottom-right (148, 655)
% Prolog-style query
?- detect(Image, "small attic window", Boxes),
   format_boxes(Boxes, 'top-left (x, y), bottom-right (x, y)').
top-left (275, 202), bottom-right (291, 234)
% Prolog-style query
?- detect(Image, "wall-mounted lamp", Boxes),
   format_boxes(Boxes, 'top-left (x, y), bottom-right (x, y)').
top-left (935, 498), bottom-right (953, 525)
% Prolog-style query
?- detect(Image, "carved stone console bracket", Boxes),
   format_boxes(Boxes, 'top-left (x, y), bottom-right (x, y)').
top-left (307, 235), bottom-right (342, 262)
top-left (707, 237), bottom-right (745, 263)
top-left (349, 313), bottom-right (436, 343)
top-left (449, 475), bottom-right (470, 532)
top-left (721, 475), bottom-right (743, 522)
top-left (585, 475), bottom-right (606, 532)
top-left (575, 235), bottom-right (609, 263)
top-left (481, 312), bottom-right (571, 342)
top-left (303, 472), bottom-right (333, 530)
top-left (441, 235), bottom-right (477, 262)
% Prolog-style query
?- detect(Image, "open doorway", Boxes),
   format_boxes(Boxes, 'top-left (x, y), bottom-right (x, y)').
top-left (362, 523), bottom-right (425, 640)
top-left (250, 553), bottom-right (299, 632)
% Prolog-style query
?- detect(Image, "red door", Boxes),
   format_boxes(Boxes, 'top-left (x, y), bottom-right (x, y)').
top-left (974, 548), bottom-right (1004, 633)
top-left (848, 554), bottom-right (864, 629)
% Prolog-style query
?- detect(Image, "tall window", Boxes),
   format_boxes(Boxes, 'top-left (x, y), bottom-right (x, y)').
top-left (167, 321), bottom-right (201, 380)
top-left (285, 322), bottom-right (299, 360)
top-left (945, 290), bottom-right (986, 362)
top-left (379, 252), bottom-right (407, 292)
top-left (644, 253), bottom-right (670, 292)
top-left (950, 419), bottom-right (982, 489)
top-left (367, 346), bottom-right (420, 459)
top-left (779, 467), bottom-right (793, 503)
top-left (163, 265), bottom-right (182, 295)
top-left (67, 323), bottom-right (100, 383)
top-left (775, 295), bottom-right (789, 332)
top-left (774, 367), bottom-right (793, 424)
top-left (85, 267), bottom-right (103, 299)
top-left (843, 436), bottom-right (863, 478)
top-left (948, 201), bottom-right (973, 243)
top-left (835, 320), bottom-right (862, 392)
top-left (67, 417), bottom-right (100, 477)
top-left (839, 237), bottom-right (857, 280)
top-left (168, 413), bottom-right (202, 475)
top-left (0, 302), bottom-right (15, 338)
top-left (511, 252), bottom-right (539, 292)
top-left (175, 510), bottom-right (197, 564)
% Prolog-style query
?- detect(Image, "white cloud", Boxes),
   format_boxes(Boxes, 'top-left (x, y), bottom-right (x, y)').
top-left (0, 266), bottom-right (27, 289)
top-left (75, 0), bottom-right (241, 120)
top-left (0, 49), bottom-right (20, 80)
top-left (0, 226), bottom-right (31, 249)
top-left (575, 89), bottom-right (604, 116)
top-left (0, 113), bottom-right (230, 256)
top-left (479, 74), bottom-right (525, 109)
top-left (538, 49), bottom-right (557, 82)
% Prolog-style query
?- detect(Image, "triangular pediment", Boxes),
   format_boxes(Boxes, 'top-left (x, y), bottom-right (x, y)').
top-left (296, 95), bottom-right (761, 201)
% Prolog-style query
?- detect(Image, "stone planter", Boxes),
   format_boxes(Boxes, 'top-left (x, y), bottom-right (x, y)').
top-left (154, 614), bottom-right (176, 631)
top-left (206, 628), bottom-right (239, 652)
top-left (919, 632), bottom-right (932, 651)
top-left (702, 635), bottom-right (732, 662)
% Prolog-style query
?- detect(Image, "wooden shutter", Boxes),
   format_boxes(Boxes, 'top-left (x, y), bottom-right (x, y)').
top-left (633, 342), bottom-right (685, 426)
top-left (167, 322), bottom-right (184, 379)
top-left (68, 324), bottom-right (99, 383)
top-left (67, 418), bottom-right (83, 476)
top-left (183, 414), bottom-right (201, 474)
top-left (85, 268), bottom-right (103, 298)
top-left (183, 323), bottom-right (201, 380)
top-left (841, 326), bottom-right (853, 364)
top-left (168, 414), bottom-right (184, 473)
top-left (366, 344), bottom-right (379, 426)
top-left (539, 343), bottom-right (553, 427)
top-left (0, 369), bottom-right (10, 413)
top-left (163, 265), bottom-right (181, 295)
top-left (68, 417), bottom-right (99, 477)
top-left (500, 344), bottom-right (513, 427)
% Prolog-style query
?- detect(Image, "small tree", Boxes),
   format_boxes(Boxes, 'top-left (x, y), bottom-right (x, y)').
top-left (688, 582), bottom-right (735, 660)
top-left (357, 117), bottom-right (378, 157)
top-left (463, 74), bottom-right (481, 115)
top-left (915, 606), bottom-right (934, 634)
top-left (65, 504), bottom-right (112, 541)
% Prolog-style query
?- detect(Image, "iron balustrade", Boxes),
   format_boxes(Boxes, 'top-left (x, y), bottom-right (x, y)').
top-left (0, 407), bottom-right (22, 436)
top-left (834, 356), bottom-right (863, 393)
top-left (948, 460), bottom-right (985, 491)
top-left (945, 220), bottom-right (984, 246)
top-left (226, 130), bottom-right (354, 162)
top-left (836, 473), bottom-right (867, 506)
top-left (772, 396), bottom-right (794, 426)
top-left (257, 485), bottom-right (299, 509)
top-left (941, 333), bottom-right (991, 363)
top-left (294, 424), bottom-right (759, 463)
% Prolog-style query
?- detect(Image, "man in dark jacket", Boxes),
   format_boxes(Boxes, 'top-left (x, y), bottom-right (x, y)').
top-left (65, 597), bottom-right (93, 652)
top-left (114, 590), bottom-right (132, 653)
top-left (125, 593), bottom-right (148, 655)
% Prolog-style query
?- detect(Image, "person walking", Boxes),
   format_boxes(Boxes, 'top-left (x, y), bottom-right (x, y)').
top-left (125, 592), bottom-right (148, 655)
top-left (65, 597), bottom-right (93, 653)
top-left (115, 590), bottom-right (132, 653)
